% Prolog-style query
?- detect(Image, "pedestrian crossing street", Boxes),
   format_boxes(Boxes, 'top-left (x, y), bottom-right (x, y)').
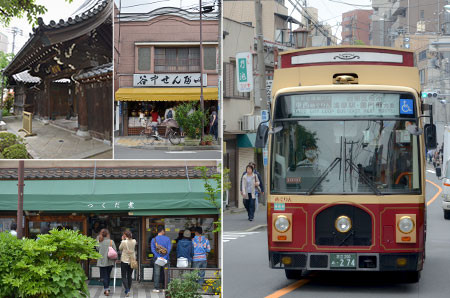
top-left (223, 231), bottom-right (261, 243)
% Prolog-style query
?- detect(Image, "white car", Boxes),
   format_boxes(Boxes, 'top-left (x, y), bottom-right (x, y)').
top-left (442, 160), bottom-right (450, 219)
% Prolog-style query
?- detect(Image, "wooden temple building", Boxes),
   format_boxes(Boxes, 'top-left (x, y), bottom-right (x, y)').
top-left (4, 0), bottom-right (113, 141)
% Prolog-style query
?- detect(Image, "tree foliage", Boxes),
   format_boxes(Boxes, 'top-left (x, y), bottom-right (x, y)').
top-left (0, 0), bottom-right (73, 26)
top-left (0, 229), bottom-right (101, 297)
top-left (196, 165), bottom-right (229, 232)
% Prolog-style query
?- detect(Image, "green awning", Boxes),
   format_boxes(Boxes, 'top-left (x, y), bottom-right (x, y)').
top-left (237, 133), bottom-right (256, 148)
top-left (0, 179), bottom-right (219, 214)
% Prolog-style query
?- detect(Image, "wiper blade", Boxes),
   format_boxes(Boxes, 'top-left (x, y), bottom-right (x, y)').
top-left (307, 157), bottom-right (341, 195)
top-left (345, 159), bottom-right (381, 196)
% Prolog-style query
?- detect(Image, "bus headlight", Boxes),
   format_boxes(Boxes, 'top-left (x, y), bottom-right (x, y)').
top-left (335, 215), bottom-right (352, 233)
top-left (274, 215), bottom-right (290, 233)
top-left (398, 216), bottom-right (414, 234)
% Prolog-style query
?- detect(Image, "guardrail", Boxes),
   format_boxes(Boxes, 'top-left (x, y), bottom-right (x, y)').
top-left (164, 267), bottom-right (221, 296)
top-left (18, 111), bottom-right (36, 137)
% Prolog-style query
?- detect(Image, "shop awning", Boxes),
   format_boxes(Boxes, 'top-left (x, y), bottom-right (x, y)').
top-left (0, 179), bottom-right (219, 215)
top-left (115, 87), bottom-right (218, 101)
top-left (238, 133), bottom-right (256, 148)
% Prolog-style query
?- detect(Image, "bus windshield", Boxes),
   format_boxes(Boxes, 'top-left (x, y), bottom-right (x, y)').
top-left (271, 92), bottom-right (421, 195)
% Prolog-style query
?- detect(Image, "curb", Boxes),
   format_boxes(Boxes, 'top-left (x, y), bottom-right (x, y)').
top-left (245, 224), bottom-right (267, 232)
top-left (125, 145), bottom-right (221, 151)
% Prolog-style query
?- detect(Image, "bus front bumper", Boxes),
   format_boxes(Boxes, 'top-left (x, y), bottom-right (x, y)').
top-left (269, 251), bottom-right (422, 271)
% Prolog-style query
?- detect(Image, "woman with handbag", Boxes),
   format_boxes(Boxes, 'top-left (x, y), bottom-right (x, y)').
top-left (97, 229), bottom-right (117, 296)
top-left (176, 229), bottom-right (193, 268)
top-left (241, 164), bottom-right (260, 221)
top-left (119, 230), bottom-right (137, 297)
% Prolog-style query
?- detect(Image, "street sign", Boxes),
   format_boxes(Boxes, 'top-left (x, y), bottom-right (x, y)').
top-left (404, 43), bottom-right (410, 49)
top-left (261, 109), bottom-right (269, 166)
top-left (236, 52), bottom-right (253, 92)
top-left (404, 37), bottom-right (410, 42)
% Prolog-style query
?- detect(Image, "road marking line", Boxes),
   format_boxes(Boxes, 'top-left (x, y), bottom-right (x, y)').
top-left (265, 279), bottom-right (311, 298)
top-left (427, 170), bottom-right (436, 174)
top-left (223, 240), bottom-right (230, 242)
top-left (246, 224), bottom-right (267, 232)
top-left (426, 179), bottom-right (442, 206)
top-left (165, 151), bottom-right (196, 154)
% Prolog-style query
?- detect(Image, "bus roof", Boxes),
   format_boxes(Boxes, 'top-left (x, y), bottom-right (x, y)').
top-left (280, 46), bottom-right (415, 69)
top-left (272, 46), bottom-right (420, 98)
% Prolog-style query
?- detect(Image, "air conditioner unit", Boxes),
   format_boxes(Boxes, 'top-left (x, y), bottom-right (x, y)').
top-left (254, 115), bottom-right (262, 128)
top-left (242, 115), bottom-right (255, 131)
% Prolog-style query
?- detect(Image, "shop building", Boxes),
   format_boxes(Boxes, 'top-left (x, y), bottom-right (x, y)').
top-left (0, 160), bottom-right (220, 281)
top-left (4, 0), bottom-right (113, 141)
top-left (114, 7), bottom-right (219, 136)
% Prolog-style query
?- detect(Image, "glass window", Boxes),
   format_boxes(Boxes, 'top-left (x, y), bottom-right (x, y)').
top-left (271, 92), bottom-right (421, 195)
top-left (144, 217), bottom-right (217, 266)
top-left (224, 62), bottom-right (250, 98)
top-left (138, 47), bottom-right (151, 71)
top-left (28, 220), bottom-right (84, 239)
top-left (203, 47), bottom-right (216, 70)
top-left (0, 217), bottom-right (16, 233)
top-left (154, 47), bottom-right (200, 72)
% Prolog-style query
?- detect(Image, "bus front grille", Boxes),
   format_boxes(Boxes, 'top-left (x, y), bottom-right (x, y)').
top-left (314, 204), bottom-right (372, 246)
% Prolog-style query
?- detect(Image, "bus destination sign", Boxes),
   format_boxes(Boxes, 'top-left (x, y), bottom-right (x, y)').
top-left (291, 93), bottom-right (401, 117)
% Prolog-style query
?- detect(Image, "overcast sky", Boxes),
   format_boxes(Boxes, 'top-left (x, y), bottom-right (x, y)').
top-left (0, 0), bottom-right (89, 54)
top-left (0, 0), bottom-right (373, 54)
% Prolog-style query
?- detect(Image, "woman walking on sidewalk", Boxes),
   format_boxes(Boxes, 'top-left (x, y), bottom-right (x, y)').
top-left (241, 164), bottom-right (260, 221)
top-left (97, 229), bottom-right (116, 296)
top-left (119, 231), bottom-right (137, 297)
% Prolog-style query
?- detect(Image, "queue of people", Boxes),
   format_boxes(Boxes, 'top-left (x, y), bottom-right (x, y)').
top-left (95, 226), bottom-right (211, 296)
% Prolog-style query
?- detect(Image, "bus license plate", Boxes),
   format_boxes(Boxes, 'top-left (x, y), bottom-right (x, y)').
top-left (330, 253), bottom-right (356, 268)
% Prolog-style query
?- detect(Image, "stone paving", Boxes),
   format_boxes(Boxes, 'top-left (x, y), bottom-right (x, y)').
top-left (115, 136), bottom-right (220, 151)
top-left (88, 283), bottom-right (216, 298)
top-left (3, 116), bottom-right (112, 159)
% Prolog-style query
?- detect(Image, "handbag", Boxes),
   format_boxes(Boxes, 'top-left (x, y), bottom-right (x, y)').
top-left (254, 175), bottom-right (262, 193)
top-left (155, 239), bottom-right (168, 255)
top-left (107, 240), bottom-right (118, 260)
top-left (177, 257), bottom-right (189, 268)
top-left (126, 240), bottom-right (138, 269)
top-left (155, 257), bottom-right (168, 267)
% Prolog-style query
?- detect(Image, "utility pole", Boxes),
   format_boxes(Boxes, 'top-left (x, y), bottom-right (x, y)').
top-left (8, 27), bottom-right (23, 54)
top-left (255, 0), bottom-right (267, 110)
top-left (17, 161), bottom-right (24, 239)
top-left (199, 0), bottom-right (205, 140)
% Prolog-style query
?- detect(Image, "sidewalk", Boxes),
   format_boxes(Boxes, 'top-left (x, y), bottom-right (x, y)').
top-left (115, 136), bottom-right (220, 151)
top-left (88, 283), bottom-right (215, 298)
top-left (3, 116), bottom-right (112, 159)
top-left (223, 204), bottom-right (267, 232)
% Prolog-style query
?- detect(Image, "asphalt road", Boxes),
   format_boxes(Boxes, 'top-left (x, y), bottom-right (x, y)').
top-left (113, 146), bottom-right (222, 159)
top-left (223, 168), bottom-right (448, 298)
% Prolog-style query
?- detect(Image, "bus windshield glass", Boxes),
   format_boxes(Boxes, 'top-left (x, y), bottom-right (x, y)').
top-left (271, 92), bottom-right (421, 195)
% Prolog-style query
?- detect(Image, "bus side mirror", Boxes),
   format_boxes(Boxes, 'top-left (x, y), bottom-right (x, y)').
top-left (424, 124), bottom-right (437, 149)
top-left (255, 124), bottom-right (269, 148)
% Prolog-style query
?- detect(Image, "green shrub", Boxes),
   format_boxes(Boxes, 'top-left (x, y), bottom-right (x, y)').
top-left (167, 270), bottom-right (202, 298)
top-left (2, 109), bottom-right (11, 116)
top-left (175, 102), bottom-right (207, 139)
top-left (0, 229), bottom-right (101, 298)
top-left (0, 132), bottom-right (18, 152)
top-left (3, 143), bottom-right (28, 159)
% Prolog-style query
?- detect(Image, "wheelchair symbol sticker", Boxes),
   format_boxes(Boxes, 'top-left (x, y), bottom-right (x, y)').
top-left (400, 99), bottom-right (414, 115)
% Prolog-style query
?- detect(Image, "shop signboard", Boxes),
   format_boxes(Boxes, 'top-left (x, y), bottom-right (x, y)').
top-left (236, 52), bottom-right (253, 92)
top-left (133, 73), bottom-right (207, 87)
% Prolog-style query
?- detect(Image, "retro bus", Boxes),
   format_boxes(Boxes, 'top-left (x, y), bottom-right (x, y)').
top-left (256, 46), bottom-right (437, 283)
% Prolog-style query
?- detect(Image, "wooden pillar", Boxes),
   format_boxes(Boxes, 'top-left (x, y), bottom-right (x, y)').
top-left (42, 79), bottom-right (50, 123)
top-left (75, 82), bottom-right (91, 139)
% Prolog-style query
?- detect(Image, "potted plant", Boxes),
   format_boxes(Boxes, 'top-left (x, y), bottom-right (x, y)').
top-left (167, 270), bottom-right (202, 298)
top-left (204, 135), bottom-right (213, 145)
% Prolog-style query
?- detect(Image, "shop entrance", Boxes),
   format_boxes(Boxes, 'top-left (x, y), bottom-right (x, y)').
top-left (88, 215), bottom-right (141, 281)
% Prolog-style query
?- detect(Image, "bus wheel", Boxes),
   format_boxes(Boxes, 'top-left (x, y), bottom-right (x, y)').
top-left (285, 269), bottom-right (303, 280)
top-left (401, 271), bottom-right (421, 283)
top-left (444, 210), bottom-right (450, 220)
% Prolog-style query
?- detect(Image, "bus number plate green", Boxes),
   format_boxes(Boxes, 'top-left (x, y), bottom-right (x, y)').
top-left (330, 253), bottom-right (356, 268)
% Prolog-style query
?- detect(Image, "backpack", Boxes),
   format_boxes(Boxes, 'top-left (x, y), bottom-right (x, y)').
top-left (167, 110), bottom-right (173, 119)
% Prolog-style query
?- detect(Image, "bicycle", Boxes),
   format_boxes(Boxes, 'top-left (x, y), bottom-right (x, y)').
top-left (139, 121), bottom-right (162, 145)
top-left (166, 126), bottom-right (181, 145)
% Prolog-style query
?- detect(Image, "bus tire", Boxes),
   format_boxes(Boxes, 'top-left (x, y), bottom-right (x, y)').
top-left (444, 210), bottom-right (450, 220)
top-left (285, 269), bottom-right (302, 280)
top-left (401, 271), bottom-right (421, 283)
